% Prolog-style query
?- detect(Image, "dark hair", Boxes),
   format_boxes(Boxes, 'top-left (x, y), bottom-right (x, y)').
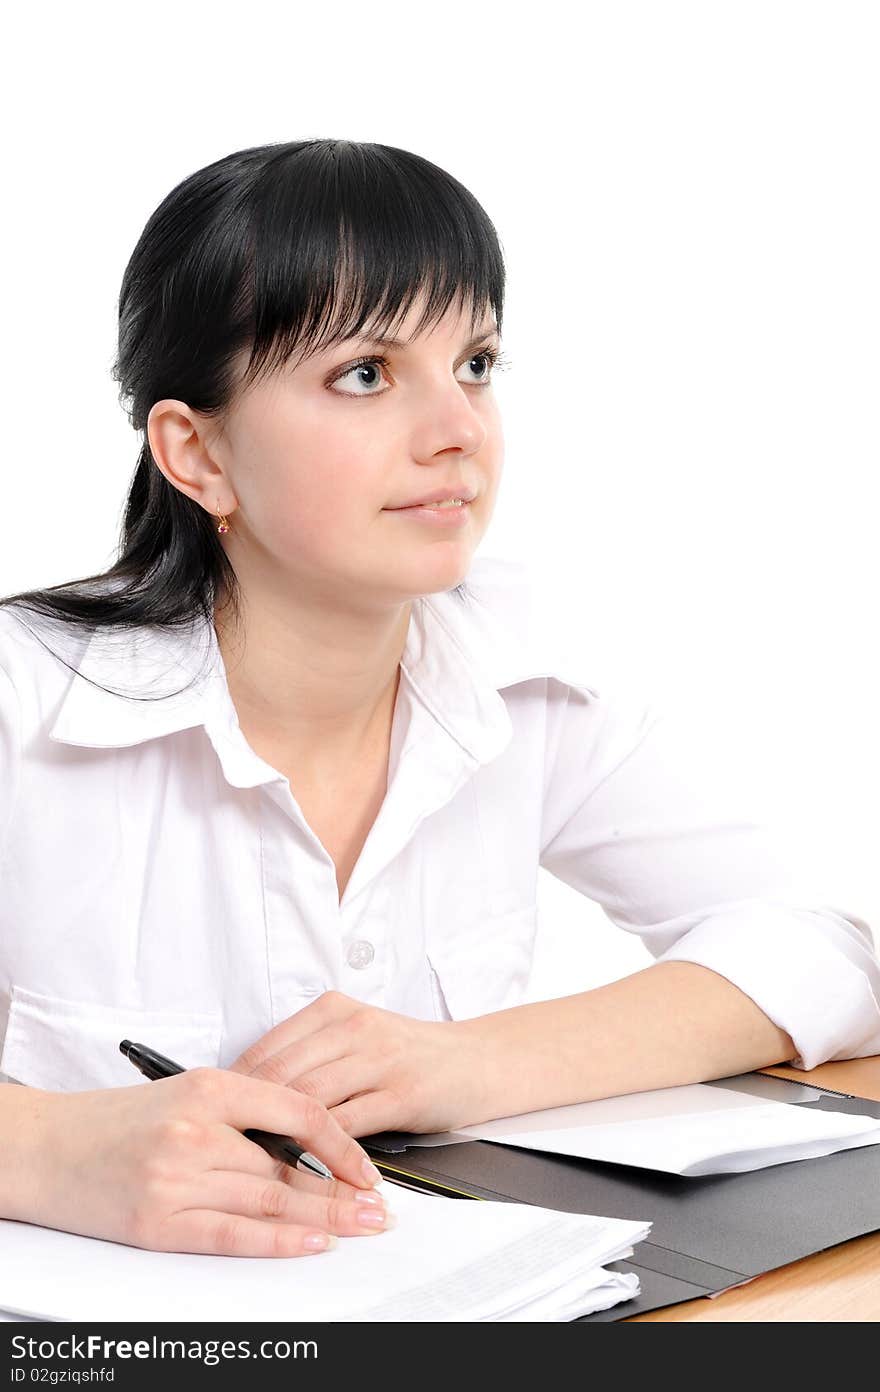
top-left (0, 137), bottom-right (506, 697)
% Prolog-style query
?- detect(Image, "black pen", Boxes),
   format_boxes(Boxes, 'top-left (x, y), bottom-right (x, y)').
top-left (119, 1039), bottom-right (334, 1181)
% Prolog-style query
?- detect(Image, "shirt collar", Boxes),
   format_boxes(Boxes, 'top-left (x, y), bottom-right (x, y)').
top-left (46, 557), bottom-right (598, 778)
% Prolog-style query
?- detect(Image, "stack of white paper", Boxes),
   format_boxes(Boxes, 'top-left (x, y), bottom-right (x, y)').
top-left (453, 1082), bottom-right (880, 1176)
top-left (0, 1182), bottom-right (650, 1323)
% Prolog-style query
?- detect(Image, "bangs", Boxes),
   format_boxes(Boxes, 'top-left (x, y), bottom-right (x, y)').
top-left (234, 139), bottom-right (505, 390)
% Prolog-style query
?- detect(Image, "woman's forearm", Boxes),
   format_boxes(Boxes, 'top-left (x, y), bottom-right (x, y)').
top-left (461, 961), bottom-right (798, 1120)
top-left (0, 1082), bottom-right (56, 1222)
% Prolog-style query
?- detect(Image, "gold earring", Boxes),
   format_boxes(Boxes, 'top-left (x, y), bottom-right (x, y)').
top-left (216, 500), bottom-right (231, 535)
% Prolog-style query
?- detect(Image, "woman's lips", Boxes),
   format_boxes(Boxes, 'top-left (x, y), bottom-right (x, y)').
top-left (383, 501), bottom-right (472, 525)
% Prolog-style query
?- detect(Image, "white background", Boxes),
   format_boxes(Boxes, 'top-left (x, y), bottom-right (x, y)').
top-left (1, 1), bottom-right (877, 999)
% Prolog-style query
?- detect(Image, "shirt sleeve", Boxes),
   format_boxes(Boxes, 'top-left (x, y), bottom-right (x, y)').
top-left (0, 655), bottom-right (21, 877)
top-left (538, 678), bottom-right (880, 1072)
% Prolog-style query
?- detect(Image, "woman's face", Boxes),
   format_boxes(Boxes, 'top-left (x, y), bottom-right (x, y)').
top-left (206, 291), bottom-right (504, 611)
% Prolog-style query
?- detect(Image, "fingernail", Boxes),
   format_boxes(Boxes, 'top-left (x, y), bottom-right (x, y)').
top-left (304, 1232), bottom-right (336, 1252)
top-left (357, 1209), bottom-right (396, 1231)
top-left (357, 1209), bottom-right (389, 1228)
top-left (354, 1190), bottom-right (384, 1208)
top-left (361, 1158), bottom-right (383, 1186)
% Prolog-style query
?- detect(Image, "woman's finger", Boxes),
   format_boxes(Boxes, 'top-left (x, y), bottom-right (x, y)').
top-left (239, 1022), bottom-right (360, 1090)
top-left (287, 1055), bottom-right (380, 1111)
top-left (156, 1208), bottom-right (338, 1258)
top-left (330, 1088), bottom-right (406, 1139)
top-left (229, 992), bottom-right (360, 1076)
top-left (179, 1171), bottom-right (395, 1237)
top-left (178, 1069), bottom-right (381, 1191)
top-left (215, 1126), bottom-right (385, 1207)
top-left (270, 1164), bottom-right (386, 1206)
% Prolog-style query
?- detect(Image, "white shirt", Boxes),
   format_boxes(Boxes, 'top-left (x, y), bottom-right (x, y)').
top-left (1, 554), bottom-right (878, 1096)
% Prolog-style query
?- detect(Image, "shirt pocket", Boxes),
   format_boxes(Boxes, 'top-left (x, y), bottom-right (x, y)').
top-left (0, 984), bottom-right (223, 1092)
top-left (426, 905), bottom-right (538, 1021)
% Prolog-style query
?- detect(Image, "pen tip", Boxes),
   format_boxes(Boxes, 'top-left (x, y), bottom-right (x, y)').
top-left (300, 1152), bottom-right (334, 1180)
top-left (119, 1039), bottom-right (132, 1057)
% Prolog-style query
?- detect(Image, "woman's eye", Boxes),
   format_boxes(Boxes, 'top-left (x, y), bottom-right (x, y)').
top-left (460, 351), bottom-right (496, 384)
top-left (328, 359), bottom-right (387, 396)
top-left (330, 350), bottom-right (498, 397)
top-left (337, 360), bottom-right (386, 394)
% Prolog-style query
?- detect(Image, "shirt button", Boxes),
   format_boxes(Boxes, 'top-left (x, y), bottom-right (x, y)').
top-left (346, 940), bottom-right (375, 970)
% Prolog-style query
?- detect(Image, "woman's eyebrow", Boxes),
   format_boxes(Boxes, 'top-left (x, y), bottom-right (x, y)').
top-left (337, 324), bottom-right (500, 352)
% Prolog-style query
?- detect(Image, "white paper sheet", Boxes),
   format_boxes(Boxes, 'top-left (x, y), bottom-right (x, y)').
top-left (454, 1083), bottom-right (880, 1176)
top-left (0, 1181), bottom-right (650, 1323)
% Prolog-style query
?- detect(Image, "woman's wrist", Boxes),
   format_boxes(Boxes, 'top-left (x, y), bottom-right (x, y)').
top-left (0, 1082), bottom-right (61, 1223)
top-left (453, 1004), bottom-right (575, 1124)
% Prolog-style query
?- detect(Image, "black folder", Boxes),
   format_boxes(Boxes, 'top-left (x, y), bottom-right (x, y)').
top-left (362, 1071), bottom-right (880, 1321)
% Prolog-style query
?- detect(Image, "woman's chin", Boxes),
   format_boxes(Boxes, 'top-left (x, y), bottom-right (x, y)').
top-left (403, 548), bottom-right (475, 594)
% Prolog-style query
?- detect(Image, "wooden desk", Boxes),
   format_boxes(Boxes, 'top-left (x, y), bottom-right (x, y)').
top-left (626, 1056), bottom-right (880, 1321)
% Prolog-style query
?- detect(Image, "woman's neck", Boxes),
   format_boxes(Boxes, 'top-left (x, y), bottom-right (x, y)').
top-left (213, 586), bottom-right (412, 775)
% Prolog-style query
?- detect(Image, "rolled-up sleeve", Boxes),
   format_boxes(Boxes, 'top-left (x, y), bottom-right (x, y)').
top-left (538, 678), bottom-right (880, 1071)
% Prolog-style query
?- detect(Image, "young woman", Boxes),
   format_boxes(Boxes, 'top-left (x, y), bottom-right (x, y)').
top-left (1, 138), bottom-right (878, 1261)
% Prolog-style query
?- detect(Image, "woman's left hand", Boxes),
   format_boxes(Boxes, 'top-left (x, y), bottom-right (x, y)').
top-left (227, 992), bottom-right (491, 1138)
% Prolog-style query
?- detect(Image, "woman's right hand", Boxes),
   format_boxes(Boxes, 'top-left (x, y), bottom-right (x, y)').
top-left (21, 1068), bottom-right (391, 1256)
